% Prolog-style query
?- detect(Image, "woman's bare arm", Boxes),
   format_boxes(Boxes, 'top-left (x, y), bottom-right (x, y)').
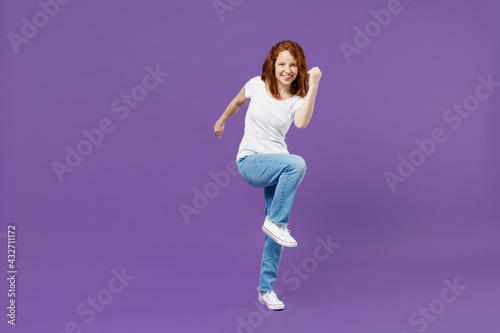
top-left (214, 86), bottom-right (249, 138)
top-left (294, 87), bottom-right (318, 129)
top-left (294, 67), bottom-right (322, 129)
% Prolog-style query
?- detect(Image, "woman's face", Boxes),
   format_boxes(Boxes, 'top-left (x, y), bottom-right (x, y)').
top-left (274, 50), bottom-right (298, 87)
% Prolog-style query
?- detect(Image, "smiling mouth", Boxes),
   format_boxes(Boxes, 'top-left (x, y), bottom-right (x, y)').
top-left (282, 74), bottom-right (293, 81)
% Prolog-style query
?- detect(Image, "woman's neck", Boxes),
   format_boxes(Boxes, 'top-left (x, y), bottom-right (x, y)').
top-left (276, 82), bottom-right (291, 96)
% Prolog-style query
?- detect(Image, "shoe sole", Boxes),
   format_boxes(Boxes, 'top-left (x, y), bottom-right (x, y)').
top-left (258, 298), bottom-right (285, 310)
top-left (262, 224), bottom-right (298, 247)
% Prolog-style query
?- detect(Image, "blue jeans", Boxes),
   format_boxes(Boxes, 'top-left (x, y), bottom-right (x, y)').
top-left (236, 153), bottom-right (307, 292)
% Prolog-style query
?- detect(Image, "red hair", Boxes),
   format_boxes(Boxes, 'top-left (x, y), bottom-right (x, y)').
top-left (261, 40), bottom-right (309, 99)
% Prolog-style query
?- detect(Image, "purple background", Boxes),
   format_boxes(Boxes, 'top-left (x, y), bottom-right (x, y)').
top-left (1, 0), bottom-right (499, 332)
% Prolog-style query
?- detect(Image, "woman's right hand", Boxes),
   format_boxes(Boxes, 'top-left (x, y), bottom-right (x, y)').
top-left (214, 119), bottom-right (225, 138)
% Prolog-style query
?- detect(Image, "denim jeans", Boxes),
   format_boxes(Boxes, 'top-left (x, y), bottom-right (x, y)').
top-left (236, 153), bottom-right (307, 292)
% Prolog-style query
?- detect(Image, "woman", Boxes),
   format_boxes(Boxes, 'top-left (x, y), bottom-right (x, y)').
top-left (214, 40), bottom-right (321, 310)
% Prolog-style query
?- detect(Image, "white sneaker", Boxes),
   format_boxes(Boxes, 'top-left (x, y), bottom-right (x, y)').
top-left (262, 218), bottom-right (297, 247)
top-left (258, 291), bottom-right (285, 310)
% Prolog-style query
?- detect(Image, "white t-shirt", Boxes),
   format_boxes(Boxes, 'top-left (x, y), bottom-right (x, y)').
top-left (236, 76), bottom-right (305, 162)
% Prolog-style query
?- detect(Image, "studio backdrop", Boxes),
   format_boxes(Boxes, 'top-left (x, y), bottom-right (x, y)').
top-left (1, 0), bottom-right (499, 332)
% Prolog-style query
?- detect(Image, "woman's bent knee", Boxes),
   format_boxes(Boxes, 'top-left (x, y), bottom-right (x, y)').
top-left (290, 155), bottom-right (306, 174)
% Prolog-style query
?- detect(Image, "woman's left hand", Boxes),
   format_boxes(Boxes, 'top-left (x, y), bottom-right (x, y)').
top-left (307, 67), bottom-right (322, 89)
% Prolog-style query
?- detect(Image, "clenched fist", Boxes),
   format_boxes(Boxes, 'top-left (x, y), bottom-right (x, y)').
top-left (307, 67), bottom-right (322, 90)
top-left (214, 119), bottom-right (225, 138)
